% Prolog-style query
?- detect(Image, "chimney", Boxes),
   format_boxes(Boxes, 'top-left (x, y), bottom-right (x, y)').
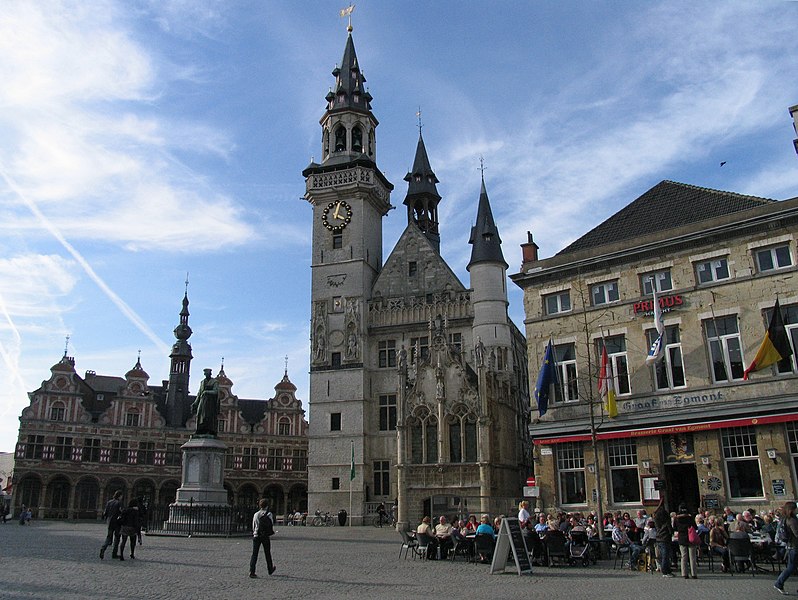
top-left (520, 231), bottom-right (539, 265)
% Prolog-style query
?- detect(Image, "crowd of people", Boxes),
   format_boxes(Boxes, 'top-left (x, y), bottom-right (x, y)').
top-left (413, 497), bottom-right (798, 592)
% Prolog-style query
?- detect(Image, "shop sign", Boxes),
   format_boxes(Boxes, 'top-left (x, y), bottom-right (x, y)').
top-left (633, 294), bottom-right (684, 315)
top-left (540, 447), bottom-right (553, 456)
top-left (773, 479), bottom-right (786, 496)
top-left (621, 391), bottom-right (724, 414)
top-left (662, 433), bottom-right (694, 463)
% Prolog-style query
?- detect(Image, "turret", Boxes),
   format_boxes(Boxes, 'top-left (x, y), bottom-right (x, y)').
top-left (467, 176), bottom-right (511, 370)
top-left (403, 133), bottom-right (442, 251)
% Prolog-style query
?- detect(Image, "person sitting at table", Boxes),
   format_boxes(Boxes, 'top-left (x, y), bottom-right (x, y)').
top-left (534, 514), bottom-right (548, 535)
top-left (640, 519), bottom-right (657, 546)
top-left (709, 517), bottom-right (730, 572)
top-left (761, 514), bottom-right (777, 541)
top-left (464, 514), bottom-right (478, 534)
top-left (744, 509), bottom-right (762, 532)
top-left (634, 509), bottom-right (648, 530)
top-left (493, 515), bottom-right (504, 534)
top-left (729, 513), bottom-right (751, 536)
top-left (723, 506), bottom-right (736, 524)
top-left (435, 515), bottom-right (454, 559)
top-left (695, 515), bottom-right (709, 536)
top-left (612, 520), bottom-right (643, 570)
top-left (603, 512), bottom-right (615, 529)
top-left (585, 515), bottom-right (599, 539)
top-left (417, 516), bottom-right (439, 559)
top-left (475, 514), bottom-right (495, 562)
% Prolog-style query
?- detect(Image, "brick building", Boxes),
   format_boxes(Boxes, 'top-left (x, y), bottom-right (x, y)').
top-left (13, 293), bottom-right (308, 520)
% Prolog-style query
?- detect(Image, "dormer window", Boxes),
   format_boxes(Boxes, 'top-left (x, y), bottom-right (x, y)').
top-left (414, 175), bottom-right (421, 182)
top-left (353, 93), bottom-right (360, 104)
top-left (352, 126), bottom-right (363, 153)
top-left (337, 93), bottom-right (345, 103)
top-left (334, 126), bottom-right (346, 152)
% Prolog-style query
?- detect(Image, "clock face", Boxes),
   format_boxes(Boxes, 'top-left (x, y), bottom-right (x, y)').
top-left (322, 201), bottom-right (353, 233)
top-left (707, 476), bottom-right (722, 491)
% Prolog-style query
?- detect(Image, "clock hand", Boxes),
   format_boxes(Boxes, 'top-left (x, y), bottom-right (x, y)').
top-left (333, 203), bottom-right (341, 220)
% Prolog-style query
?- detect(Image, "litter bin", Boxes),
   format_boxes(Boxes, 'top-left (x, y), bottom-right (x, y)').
top-left (338, 509), bottom-right (347, 526)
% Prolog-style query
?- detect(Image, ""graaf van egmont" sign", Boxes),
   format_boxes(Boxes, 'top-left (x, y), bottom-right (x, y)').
top-left (621, 391), bottom-right (724, 413)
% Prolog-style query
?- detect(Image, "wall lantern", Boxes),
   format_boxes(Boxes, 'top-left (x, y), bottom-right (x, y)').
top-left (700, 455), bottom-right (712, 467)
top-left (766, 448), bottom-right (778, 463)
top-left (641, 459), bottom-right (651, 470)
top-left (587, 463), bottom-right (596, 474)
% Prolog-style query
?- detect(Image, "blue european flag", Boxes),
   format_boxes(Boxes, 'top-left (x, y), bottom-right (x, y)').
top-left (534, 340), bottom-right (558, 417)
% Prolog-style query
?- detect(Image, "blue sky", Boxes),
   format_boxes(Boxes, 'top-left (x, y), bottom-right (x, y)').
top-left (1, 1), bottom-right (797, 452)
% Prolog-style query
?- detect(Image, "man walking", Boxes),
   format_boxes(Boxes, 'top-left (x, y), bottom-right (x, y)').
top-left (774, 501), bottom-right (798, 594)
top-left (249, 498), bottom-right (276, 578)
top-left (100, 490), bottom-right (123, 560)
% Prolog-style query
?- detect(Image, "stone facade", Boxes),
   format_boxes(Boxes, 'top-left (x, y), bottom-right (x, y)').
top-left (512, 181), bottom-right (798, 517)
top-left (304, 31), bottom-right (530, 526)
top-left (13, 296), bottom-right (308, 520)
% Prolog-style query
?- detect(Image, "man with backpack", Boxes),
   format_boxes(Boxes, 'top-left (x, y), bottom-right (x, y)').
top-left (774, 501), bottom-right (798, 594)
top-left (99, 490), bottom-right (123, 560)
top-left (249, 498), bottom-right (276, 578)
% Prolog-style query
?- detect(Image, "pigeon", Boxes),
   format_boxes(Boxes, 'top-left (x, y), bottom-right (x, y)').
top-left (720, 161), bottom-right (726, 167)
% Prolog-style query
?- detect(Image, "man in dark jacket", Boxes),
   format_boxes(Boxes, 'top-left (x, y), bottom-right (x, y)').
top-left (774, 501), bottom-right (798, 594)
top-left (249, 498), bottom-right (276, 578)
top-left (653, 496), bottom-right (674, 577)
top-left (99, 490), bottom-right (123, 560)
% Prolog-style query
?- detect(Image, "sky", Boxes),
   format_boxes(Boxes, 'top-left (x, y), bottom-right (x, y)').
top-left (1, 1), bottom-right (797, 453)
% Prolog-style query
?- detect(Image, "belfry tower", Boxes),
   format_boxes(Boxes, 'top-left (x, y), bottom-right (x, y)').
top-left (303, 25), bottom-right (393, 518)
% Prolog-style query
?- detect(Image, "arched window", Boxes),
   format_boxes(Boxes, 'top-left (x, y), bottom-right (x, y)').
top-left (50, 401), bottom-right (65, 421)
top-left (409, 407), bottom-right (438, 464)
top-left (278, 417), bottom-right (291, 436)
top-left (352, 125), bottom-right (363, 153)
top-left (368, 129), bottom-right (374, 156)
top-left (323, 128), bottom-right (330, 158)
top-left (334, 125), bottom-right (346, 152)
top-left (448, 405), bottom-right (478, 463)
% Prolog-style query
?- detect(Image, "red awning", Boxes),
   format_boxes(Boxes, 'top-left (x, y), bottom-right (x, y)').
top-left (533, 412), bottom-right (798, 445)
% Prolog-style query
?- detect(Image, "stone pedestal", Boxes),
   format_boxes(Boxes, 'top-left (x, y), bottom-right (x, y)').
top-left (164, 436), bottom-right (230, 534)
top-left (175, 436), bottom-right (228, 504)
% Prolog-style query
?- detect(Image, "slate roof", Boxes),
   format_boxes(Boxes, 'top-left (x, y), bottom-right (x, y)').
top-left (403, 133), bottom-right (440, 201)
top-left (558, 180), bottom-right (776, 255)
top-left (468, 177), bottom-right (507, 269)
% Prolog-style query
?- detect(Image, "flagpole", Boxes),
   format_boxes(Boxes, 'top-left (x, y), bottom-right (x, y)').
top-left (349, 439), bottom-right (353, 527)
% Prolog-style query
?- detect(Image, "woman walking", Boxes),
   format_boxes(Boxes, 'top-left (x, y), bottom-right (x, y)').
top-left (674, 503), bottom-right (697, 579)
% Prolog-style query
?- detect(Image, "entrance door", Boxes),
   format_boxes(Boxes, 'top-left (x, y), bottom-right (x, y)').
top-left (663, 463), bottom-right (700, 513)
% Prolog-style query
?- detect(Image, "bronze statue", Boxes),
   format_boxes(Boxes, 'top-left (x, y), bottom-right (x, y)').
top-left (192, 368), bottom-right (219, 436)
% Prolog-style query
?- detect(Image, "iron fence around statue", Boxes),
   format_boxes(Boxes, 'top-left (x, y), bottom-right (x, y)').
top-left (145, 503), bottom-right (255, 537)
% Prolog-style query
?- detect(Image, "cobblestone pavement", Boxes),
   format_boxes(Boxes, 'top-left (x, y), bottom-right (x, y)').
top-left (0, 521), bottom-right (784, 600)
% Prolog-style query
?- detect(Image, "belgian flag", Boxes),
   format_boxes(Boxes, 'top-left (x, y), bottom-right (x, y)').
top-left (742, 299), bottom-right (793, 379)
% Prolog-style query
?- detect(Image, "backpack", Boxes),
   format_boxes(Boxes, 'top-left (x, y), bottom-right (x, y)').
top-left (258, 511), bottom-right (274, 538)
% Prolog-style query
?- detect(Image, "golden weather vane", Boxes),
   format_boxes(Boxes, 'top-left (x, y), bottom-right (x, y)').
top-left (340, 4), bottom-right (355, 32)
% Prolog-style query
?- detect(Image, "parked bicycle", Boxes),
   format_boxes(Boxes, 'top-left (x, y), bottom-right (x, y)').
top-left (311, 510), bottom-right (335, 527)
top-left (372, 508), bottom-right (396, 528)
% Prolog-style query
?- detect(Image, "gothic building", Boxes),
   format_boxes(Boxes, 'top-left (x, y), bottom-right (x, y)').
top-left (13, 293), bottom-right (308, 520)
top-left (303, 28), bottom-right (530, 526)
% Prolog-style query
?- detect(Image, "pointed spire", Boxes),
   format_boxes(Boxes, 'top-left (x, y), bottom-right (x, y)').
top-left (403, 131), bottom-right (442, 251)
top-left (329, 33), bottom-right (372, 113)
top-left (468, 174), bottom-right (507, 270)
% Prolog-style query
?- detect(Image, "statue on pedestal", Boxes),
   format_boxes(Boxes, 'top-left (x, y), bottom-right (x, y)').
top-left (192, 368), bottom-right (219, 436)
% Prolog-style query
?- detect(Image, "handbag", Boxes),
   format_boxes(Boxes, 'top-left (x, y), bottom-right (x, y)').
top-left (687, 525), bottom-right (701, 545)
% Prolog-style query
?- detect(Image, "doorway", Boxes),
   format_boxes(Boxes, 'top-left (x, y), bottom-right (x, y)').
top-left (663, 463), bottom-right (700, 513)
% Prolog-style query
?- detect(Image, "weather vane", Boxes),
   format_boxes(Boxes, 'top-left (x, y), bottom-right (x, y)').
top-left (478, 156), bottom-right (487, 178)
top-left (416, 107), bottom-right (423, 135)
top-left (284, 355), bottom-right (289, 375)
top-left (340, 4), bottom-right (355, 32)
top-left (185, 272), bottom-right (189, 294)
top-left (64, 334), bottom-right (70, 357)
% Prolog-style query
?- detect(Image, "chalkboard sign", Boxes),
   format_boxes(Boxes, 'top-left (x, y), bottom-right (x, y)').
top-left (703, 494), bottom-right (720, 509)
top-left (773, 479), bottom-right (786, 496)
top-left (490, 517), bottom-right (532, 575)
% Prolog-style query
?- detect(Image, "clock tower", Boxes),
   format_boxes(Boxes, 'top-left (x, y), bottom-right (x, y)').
top-left (303, 27), bottom-right (393, 518)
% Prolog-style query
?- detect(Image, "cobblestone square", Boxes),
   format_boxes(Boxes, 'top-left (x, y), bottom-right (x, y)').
top-left (0, 521), bottom-right (782, 600)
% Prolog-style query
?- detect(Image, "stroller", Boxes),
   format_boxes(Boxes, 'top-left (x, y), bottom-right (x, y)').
top-left (568, 530), bottom-right (592, 566)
